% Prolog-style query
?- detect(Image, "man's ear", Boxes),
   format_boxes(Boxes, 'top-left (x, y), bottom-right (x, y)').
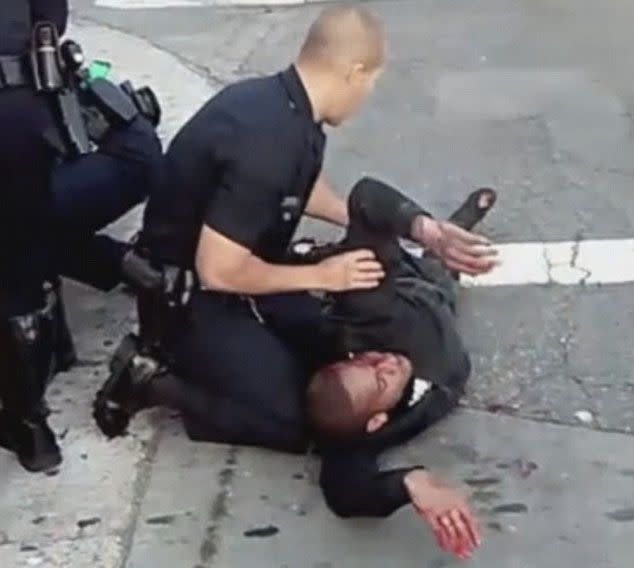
top-left (366, 412), bottom-right (389, 433)
top-left (346, 61), bottom-right (366, 83)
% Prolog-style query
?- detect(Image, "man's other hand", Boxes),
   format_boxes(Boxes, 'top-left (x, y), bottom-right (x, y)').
top-left (317, 249), bottom-right (385, 292)
top-left (404, 470), bottom-right (482, 561)
top-left (419, 218), bottom-right (498, 276)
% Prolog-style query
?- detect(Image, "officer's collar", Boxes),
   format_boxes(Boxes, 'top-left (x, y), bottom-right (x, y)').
top-left (280, 64), bottom-right (320, 124)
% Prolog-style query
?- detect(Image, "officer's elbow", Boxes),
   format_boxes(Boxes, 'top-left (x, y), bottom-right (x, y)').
top-left (327, 502), bottom-right (355, 519)
top-left (320, 476), bottom-right (397, 519)
top-left (321, 488), bottom-right (356, 518)
top-left (323, 492), bottom-right (394, 519)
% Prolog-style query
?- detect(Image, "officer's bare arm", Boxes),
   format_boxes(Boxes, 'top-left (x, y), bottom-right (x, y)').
top-left (195, 225), bottom-right (327, 294)
top-left (304, 175), bottom-right (349, 227)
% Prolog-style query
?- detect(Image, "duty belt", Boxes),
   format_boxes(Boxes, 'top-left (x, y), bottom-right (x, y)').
top-left (0, 54), bottom-right (31, 89)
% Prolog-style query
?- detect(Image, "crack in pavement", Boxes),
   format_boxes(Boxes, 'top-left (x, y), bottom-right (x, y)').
top-left (542, 244), bottom-right (555, 285)
top-left (75, 15), bottom-right (229, 88)
top-left (232, 15), bottom-right (281, 78)
top-left (117, 419), bottom-right (166, 568)
top-left (557, 304), bottom-right (594, 403)
top-left (196, 446), bottom-right (239, 567)
top-left (75, 6), bottom-right (290, 89)
top-left (465, 400), bottom-right (632, 436)
top-left (569, 235), bottom-right (592, 286)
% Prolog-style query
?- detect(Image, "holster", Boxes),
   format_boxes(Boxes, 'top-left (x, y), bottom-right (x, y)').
top-left (29, 22), bottom-right (91, 157)
top-left (121, 248), bottom-right (193, 363)
top-left (79, 78), bottom-right (139, 143)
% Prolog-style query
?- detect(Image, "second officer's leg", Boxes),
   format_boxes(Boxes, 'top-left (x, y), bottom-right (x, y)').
top-left (94, 291), bottom-right (313, 453)
top-left (45, 117), bottom-right (162, 371)
top-left (0, 91), bottom-right (62, 472)
top-left (51, 116), bottom-right (162, 292)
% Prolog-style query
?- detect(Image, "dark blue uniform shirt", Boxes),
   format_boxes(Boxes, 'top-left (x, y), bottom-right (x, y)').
top-left (143, 65), bottom-right (326, 267)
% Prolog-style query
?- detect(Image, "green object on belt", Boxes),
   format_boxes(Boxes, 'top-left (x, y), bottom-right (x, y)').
top-left (86, 60), bottom-right (111, 82)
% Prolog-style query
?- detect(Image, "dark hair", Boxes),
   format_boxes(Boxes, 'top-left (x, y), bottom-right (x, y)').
top-left (306, 363), bottom-right (369, 440)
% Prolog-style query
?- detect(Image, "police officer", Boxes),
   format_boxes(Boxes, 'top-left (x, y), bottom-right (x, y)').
top-left (95, 7), bottom-right (495, 444)
top-left (0, 0), bottom-right (71, 472)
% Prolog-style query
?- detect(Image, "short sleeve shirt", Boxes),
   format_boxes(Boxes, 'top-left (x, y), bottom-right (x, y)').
top-left (142, 65), bottom-right (326, 267)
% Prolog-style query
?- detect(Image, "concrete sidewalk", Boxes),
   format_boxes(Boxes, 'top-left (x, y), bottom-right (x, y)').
top-left (1, 2), bottom-right (633, 567)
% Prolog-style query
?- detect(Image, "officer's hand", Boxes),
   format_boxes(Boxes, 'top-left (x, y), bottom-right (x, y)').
top-left (404, 470), bottom-right (482, 561)
top-left (317, 249), bottom-right (385, 292)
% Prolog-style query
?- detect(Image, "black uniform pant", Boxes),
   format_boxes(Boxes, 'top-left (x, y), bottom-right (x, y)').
top-left (0, 89), bottom-right (59, 422)
top-left (52, 115), bottom-right (162, 292)
top-left (1, 106), bottom-right (162, 318)
top-left (0, 89), bottom-right (58, 318)
top-left (169, 290), bottom-right (325, 453)
top-left (1, 94), bottom-right (160, 422)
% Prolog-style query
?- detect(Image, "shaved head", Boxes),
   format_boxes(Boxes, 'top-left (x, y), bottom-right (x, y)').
top-left (299, 6), bottom-right (387, 71)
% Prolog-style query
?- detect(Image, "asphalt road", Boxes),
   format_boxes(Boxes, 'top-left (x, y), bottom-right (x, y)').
top-left (1, 1), bottom-right (633, 567)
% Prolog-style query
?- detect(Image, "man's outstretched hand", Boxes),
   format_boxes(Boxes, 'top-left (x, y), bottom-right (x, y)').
top-left (413, 217), bottom-right (498, 276)
top-left (404, 470), bottom-right (482, 561)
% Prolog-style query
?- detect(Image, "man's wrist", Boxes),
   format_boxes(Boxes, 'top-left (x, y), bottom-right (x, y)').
top-left (403, 468), bottom-right (430, 497)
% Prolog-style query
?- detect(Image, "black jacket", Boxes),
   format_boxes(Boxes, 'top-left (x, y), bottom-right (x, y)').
top-left (317, 178), bottom-right (471, 517)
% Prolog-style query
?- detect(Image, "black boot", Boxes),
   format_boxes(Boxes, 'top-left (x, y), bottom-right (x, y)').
top-left (0, 408), bottom-right (61, 473)
top-left (93, 333), bottom-right (159, 438)
top-left (0, 409), bottom-right (15, 451)
top-left (94, 249), bottom-right (184, 439)
top-left (0, 304), bottom-right (62, 473)
top-left (49, 279), bottom-right (77, 374)
top-left (8, 412), bottom-right (61, 473)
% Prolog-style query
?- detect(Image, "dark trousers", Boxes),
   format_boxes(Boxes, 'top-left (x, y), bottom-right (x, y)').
top-left (169, 290), bottom-right (324, 453)
top-left (1, 108), bottom-right (162, 319)
top-left (0, 89), bottom-right (59, 421)
top-left (0, 90), bottom-right (58, 317)
top-left (52, 115), bottom-right (162, 292)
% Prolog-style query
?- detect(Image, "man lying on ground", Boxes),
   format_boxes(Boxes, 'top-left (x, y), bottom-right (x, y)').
top-left (94, 179), bottom-right (496, 560)
top-left (306, 180), bottom-right (496, 560)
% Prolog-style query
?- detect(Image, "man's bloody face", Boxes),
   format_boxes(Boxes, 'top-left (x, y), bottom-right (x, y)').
top-left (330, 351), bottom-right (413, 416)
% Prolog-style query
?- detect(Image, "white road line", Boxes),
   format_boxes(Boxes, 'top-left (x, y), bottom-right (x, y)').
top-left (404, 238), bottom-right (634, 287)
